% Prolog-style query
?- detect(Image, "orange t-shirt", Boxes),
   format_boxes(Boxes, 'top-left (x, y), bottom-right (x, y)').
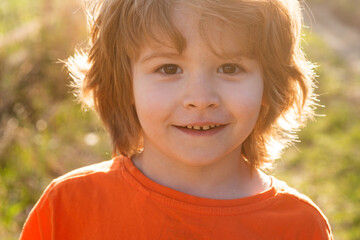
top-left (20, 156), bottom-right (333, 239)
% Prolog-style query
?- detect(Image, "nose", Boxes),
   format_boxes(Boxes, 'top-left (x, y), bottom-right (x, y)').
top-left (182, 73), bottom-right (220, 110)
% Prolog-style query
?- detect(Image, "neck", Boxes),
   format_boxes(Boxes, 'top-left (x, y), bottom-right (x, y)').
top-left (132, 147), bottom-right (268, 199)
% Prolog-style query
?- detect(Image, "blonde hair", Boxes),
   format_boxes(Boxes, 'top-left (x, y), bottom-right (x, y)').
top-left (66, 0), bottom-right (317, 169)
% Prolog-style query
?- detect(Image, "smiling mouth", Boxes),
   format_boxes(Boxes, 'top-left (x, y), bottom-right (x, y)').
top-left (177, 124), bottom-right (223, 131)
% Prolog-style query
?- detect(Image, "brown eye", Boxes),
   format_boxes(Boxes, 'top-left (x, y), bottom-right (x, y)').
top-left (159, 64), bottom-right (181, 74)
top-left (218, 64), bottom-right (242, 74)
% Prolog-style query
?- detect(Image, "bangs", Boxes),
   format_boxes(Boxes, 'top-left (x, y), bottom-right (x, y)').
top-left (120, 0), bottom-right (262, 60)
top-left (121, 0), bottom-right (185, 59)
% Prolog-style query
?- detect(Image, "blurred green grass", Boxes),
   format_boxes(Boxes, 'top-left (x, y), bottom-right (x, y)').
top-left (273, 31), bottom-right (360, 239)
top-left (1, 0), bottom-right (359, 239)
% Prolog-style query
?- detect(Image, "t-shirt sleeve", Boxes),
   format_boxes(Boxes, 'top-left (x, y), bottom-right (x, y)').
top-left (304, 210), bottom-right (333, 240)
top-left (271, 179), bottom-right (334, 240)
top-left (280, 194), bottom-right (334, 240)
top-left (19, 181), bottom-right (55, 240)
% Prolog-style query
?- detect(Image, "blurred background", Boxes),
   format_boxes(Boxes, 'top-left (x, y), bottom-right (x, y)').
top-left (0, 0), bottom-right (359, 239)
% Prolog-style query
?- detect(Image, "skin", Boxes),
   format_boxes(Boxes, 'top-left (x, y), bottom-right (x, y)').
top-left (131, 7), bottom-right (271, 199)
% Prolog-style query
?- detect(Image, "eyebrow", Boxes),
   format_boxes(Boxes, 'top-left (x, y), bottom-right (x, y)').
top-left (139, 52), bottom-right (182, 63)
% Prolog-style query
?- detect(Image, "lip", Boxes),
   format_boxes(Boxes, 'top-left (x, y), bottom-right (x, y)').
top-left (173, 124), bottom-right (227, 136)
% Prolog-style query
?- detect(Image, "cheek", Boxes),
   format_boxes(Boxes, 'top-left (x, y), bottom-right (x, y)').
top-left (135, 84), bottom-right (174, 110)
top-left (133, 77), bottom-right (177, 127)
top-left (227, 77), bottom-right (264, 113)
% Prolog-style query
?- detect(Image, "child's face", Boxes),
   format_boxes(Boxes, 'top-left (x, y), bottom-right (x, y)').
top-left (132, 7), bottom-right (264, 167)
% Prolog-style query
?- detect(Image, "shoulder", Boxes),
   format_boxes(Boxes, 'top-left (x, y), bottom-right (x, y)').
top-left (42, 156), bottom-right (128, 199)
top-left (52, 157), bottom-right (122, 184)
top-left (30, 156), bottom-right (132, 215)
top-left (269, 176), bottom-right (333, 239)
top-left (20, 156), bottom-right (131, 239)
top-left (271, 176), bottom-right (326, 217)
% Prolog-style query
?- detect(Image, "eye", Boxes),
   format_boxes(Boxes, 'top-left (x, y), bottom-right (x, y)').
top-left (217, 63), bottom-right (244, 74)
top-left (156, 64), bottom-right (182, 75)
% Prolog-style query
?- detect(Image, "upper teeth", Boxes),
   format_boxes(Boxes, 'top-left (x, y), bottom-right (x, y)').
top-left (183, 124), bottom-right (221, 130)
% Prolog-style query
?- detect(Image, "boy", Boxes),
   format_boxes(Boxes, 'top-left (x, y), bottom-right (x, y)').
top-left (21, 0), bottom-right (333, 239)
